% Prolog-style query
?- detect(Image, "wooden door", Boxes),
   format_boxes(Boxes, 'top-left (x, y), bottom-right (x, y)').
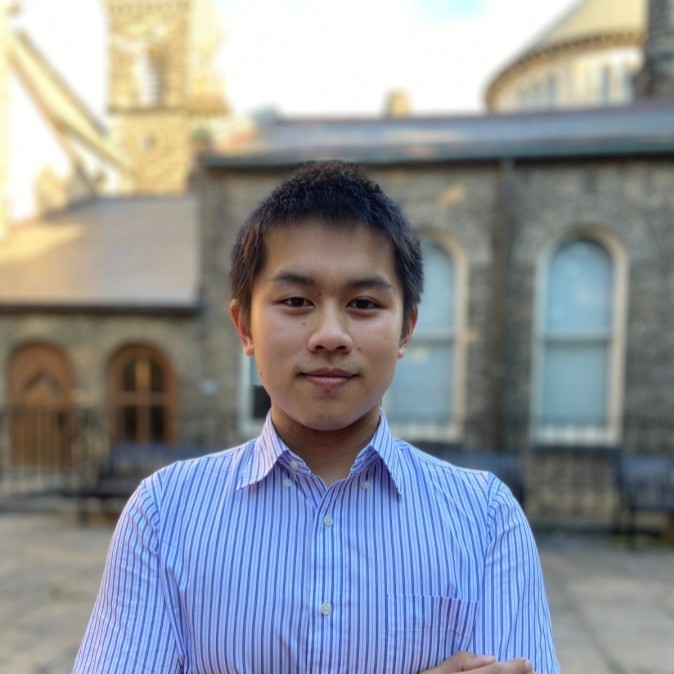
top-left (8, 344), bottom-right (74, 467)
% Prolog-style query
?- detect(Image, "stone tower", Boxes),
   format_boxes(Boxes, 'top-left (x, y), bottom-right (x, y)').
top-left (636, 0), bottom-right (674, 99)
top-left (0, 2), bottom-right (10, 237)
top-left (104, 0), bottom-right (193, 194)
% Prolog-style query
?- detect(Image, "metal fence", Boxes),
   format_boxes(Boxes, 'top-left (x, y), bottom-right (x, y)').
top-left (1, 407), bottom-right (672, 532)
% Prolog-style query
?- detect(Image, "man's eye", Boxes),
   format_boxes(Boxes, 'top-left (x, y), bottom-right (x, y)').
top-left (351, 298), bottom-right (379, 310)
top-left (283, 297), bottom-right (309, 308)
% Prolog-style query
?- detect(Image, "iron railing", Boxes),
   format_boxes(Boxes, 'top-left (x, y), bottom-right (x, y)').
top-left (1, 407), bottom-right (672, 531)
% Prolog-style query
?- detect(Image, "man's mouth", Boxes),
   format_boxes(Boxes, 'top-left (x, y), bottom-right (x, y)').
top-left (302, 368), bottom-right (355, 387)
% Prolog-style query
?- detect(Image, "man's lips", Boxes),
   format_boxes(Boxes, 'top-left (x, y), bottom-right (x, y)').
top-left (301, 368), bottom-right (356, 387)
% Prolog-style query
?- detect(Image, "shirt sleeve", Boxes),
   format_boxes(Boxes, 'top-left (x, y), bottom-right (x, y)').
top-left (72, 479), bottom-right (183, 674)
top-left (469, 477), bottom-right (561, 674)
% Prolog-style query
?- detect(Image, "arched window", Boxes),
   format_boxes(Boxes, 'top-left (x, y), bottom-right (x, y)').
top-left (7, 343), bottom-right (74, 467)
top-left (107, 345), bottom-right (176, 444)
top-left (135, 47), bottom-right (166, 107)
top-left (386, 237), bottom-right (465, 440)
top-left (533, 234), bottom-right (627, 443)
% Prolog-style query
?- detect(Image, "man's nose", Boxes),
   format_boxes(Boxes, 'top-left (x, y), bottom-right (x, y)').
top-left (307, 306), bottom-right (353, 352)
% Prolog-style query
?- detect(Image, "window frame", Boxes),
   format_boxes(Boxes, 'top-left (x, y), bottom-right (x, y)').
top-left (530, 227), bottom-right (629, 446)
top-left (385, 231), bottom-right (469, 442)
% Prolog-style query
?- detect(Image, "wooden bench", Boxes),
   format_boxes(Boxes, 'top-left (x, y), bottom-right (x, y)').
top-left (418, 443), bottom-right (525, 505)
top-left (616, 454), bottom-right (674, 543)
top-left (76, 443), bottom-right (201, 523)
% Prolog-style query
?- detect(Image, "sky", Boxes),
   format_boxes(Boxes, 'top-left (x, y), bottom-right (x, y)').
top-left (14, 0), bottom-right (581, 118)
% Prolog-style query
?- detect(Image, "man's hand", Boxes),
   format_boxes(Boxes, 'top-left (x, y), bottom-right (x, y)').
top-left (421, 651), bottom-right (536, 674)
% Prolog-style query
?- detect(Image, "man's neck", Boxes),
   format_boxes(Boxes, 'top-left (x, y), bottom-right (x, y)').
top-left (270, 409), bottom-right (380, 486)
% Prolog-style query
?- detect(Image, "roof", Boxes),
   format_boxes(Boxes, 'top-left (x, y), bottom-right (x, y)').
top-left (201, 102), bottom-right (674, 169)
top-left (484, 0), bottom-right (645, 106)
top-left (0, 196), bottom-right (198, 311)
top-left (8, 30), bottom-right (126, 168)
top-left (534, 0), bottom-right (645, 52)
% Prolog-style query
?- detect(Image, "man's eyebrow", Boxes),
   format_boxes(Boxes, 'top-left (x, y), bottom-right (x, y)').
top-left (268, 271), bottom-right (394, 292)
top-left (344, 275), bottom-right (395, 292)
top-left (268, 271), bottom-right (316, 287)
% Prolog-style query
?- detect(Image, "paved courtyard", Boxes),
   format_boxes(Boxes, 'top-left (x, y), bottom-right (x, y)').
top-left (2, 507), bottom-right (674, 674)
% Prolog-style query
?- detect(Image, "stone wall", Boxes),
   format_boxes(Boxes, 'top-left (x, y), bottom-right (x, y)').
top-left (0, 310), bottom-right (244, 449)
top-left (197, 157), bottom-right (674, 451)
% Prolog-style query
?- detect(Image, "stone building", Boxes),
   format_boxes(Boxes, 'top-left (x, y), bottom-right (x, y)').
top-left (196, 105), bottom-right (674, 455)
top-left (1, 0), bottom-right (674, 524)
top-left (0, 2), bottom-right (10, 240)
top-left (104, 0), bottom-right (230, 194)
top-left (485, 0), bottom-right (646, 111)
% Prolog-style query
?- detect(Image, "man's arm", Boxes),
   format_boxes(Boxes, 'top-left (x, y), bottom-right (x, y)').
top-left (72, 479), bottom-right (183, 674)
top-left (468, 478), bottom-right (560, 674)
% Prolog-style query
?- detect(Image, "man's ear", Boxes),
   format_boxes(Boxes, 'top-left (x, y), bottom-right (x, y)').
top-left (230, 299), bottom-right (255, 356)
top-left (398, 307), bottom-right (419, 358)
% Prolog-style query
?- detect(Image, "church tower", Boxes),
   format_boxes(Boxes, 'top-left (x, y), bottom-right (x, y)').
top-left (104, 0), bottom-right (194, 194)
top-left (0, 2), bottom-right (10, 237)
top-left (636, 0), bottom-right (674, 99)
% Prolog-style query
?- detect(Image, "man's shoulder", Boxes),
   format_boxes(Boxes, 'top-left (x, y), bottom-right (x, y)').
top-left (148, 439), bottom-right (256, 493)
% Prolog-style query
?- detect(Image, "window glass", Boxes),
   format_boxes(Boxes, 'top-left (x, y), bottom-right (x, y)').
top-left (417, 240), bottom-right (455, 330)
top-left (388, 239), bottom-right (455, 428)
top-left (250, 358), bottom-right (270, 420)
top-left (539, 237), bottom-right (613, 430)
top-left (541, 343), bottom-right (608, 424)
top-left (388, 342), bottom-right (453, 424)
top-left (545, 239), bottom-right (612, 330)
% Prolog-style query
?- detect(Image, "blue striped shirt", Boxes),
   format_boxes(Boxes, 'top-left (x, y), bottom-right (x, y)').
top-left (74, 413), bottom-right (560, 674)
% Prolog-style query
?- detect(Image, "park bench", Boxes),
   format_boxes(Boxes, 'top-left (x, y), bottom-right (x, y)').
top-left (616, 454), bottom-right (674, 543)
top-left (418, 443), bottom-right (526, 505)
top-left (76, 442), bottom-right (201, 523)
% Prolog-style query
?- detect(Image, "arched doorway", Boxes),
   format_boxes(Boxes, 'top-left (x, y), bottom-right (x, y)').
top-left (107, 345), bottom-right (176, 445)
top-left (8, 343), bottom-right (75, 467)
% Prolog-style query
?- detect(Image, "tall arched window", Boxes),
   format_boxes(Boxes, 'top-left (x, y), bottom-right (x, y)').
top-left (386, 237), bottom-right (465, 439)
top-left (7, 342), bottom-right (74, 467)
top-left (135, 47), bottom-right (166, 107)
top-left (108, 345), bottom-right (176, 444)
top-left (533, 234), bottom-right (627, 443)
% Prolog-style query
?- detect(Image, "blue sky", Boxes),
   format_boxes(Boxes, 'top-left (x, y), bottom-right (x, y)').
top-left (15, 0), bottom-right (579, 117)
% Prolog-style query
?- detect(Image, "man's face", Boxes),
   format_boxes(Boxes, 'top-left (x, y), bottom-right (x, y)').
top-left (230, 218), bottom-right (416, 439)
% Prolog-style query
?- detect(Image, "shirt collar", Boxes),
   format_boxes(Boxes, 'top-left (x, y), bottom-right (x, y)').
top-left (237, 411), bottom-right (405, 497)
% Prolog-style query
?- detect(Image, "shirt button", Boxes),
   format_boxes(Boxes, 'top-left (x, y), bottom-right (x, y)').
top-left (283, 479), bottom-right (292, 489)
top-left (290, 461), bottom-right (299, 470)
top-left (323, 515), bottom-right (334, 527)
top-left (320, 602), bottom-right (333, 616)
top-left (360, 480), bottom-right (370, 490)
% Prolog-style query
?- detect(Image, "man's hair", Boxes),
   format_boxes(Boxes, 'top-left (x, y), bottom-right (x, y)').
top-left (230, 161), bottom-right (424, 333)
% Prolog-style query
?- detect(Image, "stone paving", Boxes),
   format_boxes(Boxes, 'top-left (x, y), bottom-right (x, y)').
top-left (2, 508), bottom-right (674, 674)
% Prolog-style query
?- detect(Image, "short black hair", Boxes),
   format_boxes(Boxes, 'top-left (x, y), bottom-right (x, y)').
top-left (230, 161), bottom-right (423, 333)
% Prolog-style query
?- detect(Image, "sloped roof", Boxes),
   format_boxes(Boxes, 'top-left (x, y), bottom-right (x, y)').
top-left (202, 102), bottom-right (674, 168)
top-left (534, 0), bottom-right (645, 52)
top-left (8, 30), bottom-right (126, 168)
top-left (0, 196), bottom-right (198, 310)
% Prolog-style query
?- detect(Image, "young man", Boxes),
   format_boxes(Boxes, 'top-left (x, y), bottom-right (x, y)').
top-left (73, 162), bottom-right (560, 674)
